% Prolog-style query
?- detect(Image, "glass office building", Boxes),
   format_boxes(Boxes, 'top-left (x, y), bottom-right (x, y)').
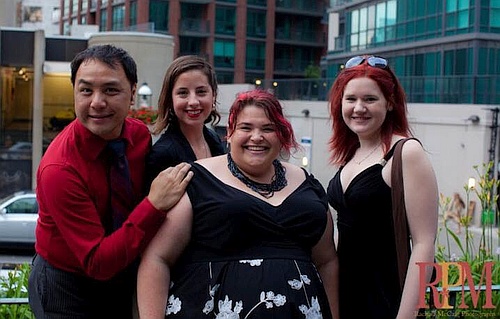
top-left (325, 0), bottom-right (500, 104)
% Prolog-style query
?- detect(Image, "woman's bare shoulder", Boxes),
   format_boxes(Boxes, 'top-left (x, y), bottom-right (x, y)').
top-left (195, 155), bottom-right (227, 171)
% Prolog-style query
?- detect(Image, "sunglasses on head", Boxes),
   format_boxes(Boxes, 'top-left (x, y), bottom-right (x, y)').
top-left (344, 55), bottom-right (388, 69)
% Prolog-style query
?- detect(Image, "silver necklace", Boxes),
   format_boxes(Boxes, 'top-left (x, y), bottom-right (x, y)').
top-left (353, 143), bottom-right (381, 165)
top-left (202, 140), bottom-right (209, 158)
top-left (194, 140), bottom-right (209, 159)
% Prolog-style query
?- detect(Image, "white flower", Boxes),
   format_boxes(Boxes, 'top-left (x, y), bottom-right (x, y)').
top-left (203, 299), bottom-right (214, 314)
top-left (239, 259), bottom-right (263, 266)
top-left (233, 301), bottom-right (243, 313)
top-left (299, 296), bottom-right (323, 319)
top-left (215, 295), bottom-right (243, 319)
top-left (288, 274), bottom-right (311, 290)
top-left (258, 291), bottom-right (286, 308)
top-left (166, 295), bottom-right (182, 315)
top-left (288, 279), bottom-right (303, 290)
top-left (273, 294), bottom-right (286, 307)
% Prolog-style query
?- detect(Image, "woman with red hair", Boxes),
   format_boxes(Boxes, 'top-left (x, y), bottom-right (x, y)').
top-left (327, 56), bottom-right (438, 318)
top-left (138, 89), bottom-right (339, 319)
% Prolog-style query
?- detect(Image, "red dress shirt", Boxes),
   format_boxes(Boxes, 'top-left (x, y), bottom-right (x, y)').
top-left (35, 118), bottom-right (165, 280)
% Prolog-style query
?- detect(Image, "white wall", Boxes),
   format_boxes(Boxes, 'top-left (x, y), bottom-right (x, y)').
top-left (0, 0), bottom-right (17, 27)
top-left (88, 32), bottom-right (175, 108)
top-left (217, 85), bottom-right (497, 226)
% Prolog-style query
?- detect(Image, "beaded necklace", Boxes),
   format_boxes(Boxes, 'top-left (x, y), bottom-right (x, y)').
top-left (227, 153), bottom-right (287, 198)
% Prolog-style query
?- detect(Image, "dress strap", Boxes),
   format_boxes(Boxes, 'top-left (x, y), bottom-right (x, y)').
top-left (380, 137), bottom-right (420, 166)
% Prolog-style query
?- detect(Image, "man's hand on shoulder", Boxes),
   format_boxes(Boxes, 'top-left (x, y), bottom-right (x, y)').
top-left (148, 162), bottom-right (193, 211)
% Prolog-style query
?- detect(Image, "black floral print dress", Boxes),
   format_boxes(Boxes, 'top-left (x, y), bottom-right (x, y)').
top-left (165, 163), bottom-right (333, 319)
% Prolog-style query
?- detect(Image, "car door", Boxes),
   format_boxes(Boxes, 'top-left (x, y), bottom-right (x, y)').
top-left (0, 196), bottom-right (38, 244)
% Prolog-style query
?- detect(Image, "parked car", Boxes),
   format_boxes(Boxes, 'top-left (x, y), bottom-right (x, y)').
top-left (0, 190), bottom-right (37, 248)
top-left (0, 139), bottom-right (52, 160)
top-left (0, 142), bottom-right (32, 160)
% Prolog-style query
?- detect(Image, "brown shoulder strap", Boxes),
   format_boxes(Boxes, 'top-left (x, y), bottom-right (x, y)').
top-left (391, 138), bottom-right (415, 292)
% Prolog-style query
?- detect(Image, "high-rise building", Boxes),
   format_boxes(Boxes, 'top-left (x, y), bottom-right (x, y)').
top-left (325, 0), bottom-right (500, 104)
top-left (0, 0), bottom-right (60, 35)
top-left (58, 0), bottom-right (328, 85)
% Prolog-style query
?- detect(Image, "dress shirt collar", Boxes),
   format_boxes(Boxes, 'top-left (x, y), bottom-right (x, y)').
top-left (73, 118), bottom-right (137, 161)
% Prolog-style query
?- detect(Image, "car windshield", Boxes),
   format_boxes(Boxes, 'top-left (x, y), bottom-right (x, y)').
top-left (0, 194), bottom-right (16, 205)
top-left (0, 192), bottom-right (34, 205)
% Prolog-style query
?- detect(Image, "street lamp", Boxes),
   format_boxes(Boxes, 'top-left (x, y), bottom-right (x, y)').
top-left (137, 82), bottom-right (152, 108)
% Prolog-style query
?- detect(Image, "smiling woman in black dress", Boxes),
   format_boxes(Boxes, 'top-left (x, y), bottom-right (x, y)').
top-left (137, 89), bottom-right (339, 319)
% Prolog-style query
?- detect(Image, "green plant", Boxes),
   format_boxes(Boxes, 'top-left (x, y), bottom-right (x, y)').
top-left (435, 161), bottom-right (500, 318)
top-left (0, 263), bottom-right (34, 319)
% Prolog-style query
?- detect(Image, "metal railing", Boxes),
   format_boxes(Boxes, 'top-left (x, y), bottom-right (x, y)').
top-left (257, 75), bottom-right (500, 104)
top-left (0, 297), bottom-right (29, 305)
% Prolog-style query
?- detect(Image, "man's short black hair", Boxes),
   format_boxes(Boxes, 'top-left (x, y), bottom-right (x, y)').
top-left (70, 44), bottom-right (138, 88)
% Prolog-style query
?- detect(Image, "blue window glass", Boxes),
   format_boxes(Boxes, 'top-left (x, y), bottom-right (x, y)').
top-left (214, 40), bottom-right (235, 67)
top-left (100, 9), bottom-right (107, 31)
top-left (112, 5), bottom-right (125, 31)
top-left (215, 6), bottom-right (236, 35)
top-left (149, 0), bottom-right (168, 32)
top-left (446, 0), bottom-right (457, 13)
top-left (130, 1), bottom-right (137, 27)
top-left (457, 10), bottom-right (469, 28)
top-left (491, 8), bottom-right (500, 28)
top-left (246, 41), bottom-right (265, 69)
top-left (247, 10), bottom-right (266, 38)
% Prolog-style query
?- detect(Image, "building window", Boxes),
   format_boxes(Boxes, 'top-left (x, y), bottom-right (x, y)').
top-left (445, 0), bottom-right (471, 34)
top-left (247, 10), bottom-right (266, 38)
top-left (72, 0), bottom-right (80, 16)
top-left (348, 0), bottom-right (397, 50)
top-left (149, 0), bottom-right (169, 33)
top-left (490, 1), bottom-right (500, 30)
top-left (216, 71), bottom-right (234, 84)
top-left (179, 37), bottom-right (204, 56)
top-left (215, 6), bottom-right (236, 35)
top-left (100, 9), bottom-right (107, 31)
top-left (63, 0), bottom-right (70, 18)
top-left (112, 5), bottom-right (125, 31)
top-left (214, 40), bottom-right (235, 67)
top-left (246, 41), bottom-right (265, 70)
top-left (130, 1), bottom-right (137, 27)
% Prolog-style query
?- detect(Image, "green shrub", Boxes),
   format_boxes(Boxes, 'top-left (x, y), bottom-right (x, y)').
top-left (435, 162), bottom-right (500, 318)
top-left (0, 263), bottom-right (34, 319)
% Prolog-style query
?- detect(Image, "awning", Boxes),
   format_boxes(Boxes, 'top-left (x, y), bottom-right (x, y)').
top-left (43, 61), bottom-right (70, 75)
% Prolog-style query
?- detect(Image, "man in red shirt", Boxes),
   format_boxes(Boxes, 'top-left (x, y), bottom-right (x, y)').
top-left (28, 44), bottom-right (193, 318)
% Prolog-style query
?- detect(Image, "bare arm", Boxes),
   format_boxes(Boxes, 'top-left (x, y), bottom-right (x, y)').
top-left (396, 140), bottom-right (438, 319)
top-left (137, 192), bottom-right (193, 319)
top-left (311, 210), bottom-right (340, 319)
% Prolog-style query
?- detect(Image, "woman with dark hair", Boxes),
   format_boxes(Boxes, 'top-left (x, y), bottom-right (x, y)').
top-left (327, 55), bottom-right (438, 319)
top-left (146, 55), bottom-right (226, 185)
top-left (138, 89), bottom-right (339, 319)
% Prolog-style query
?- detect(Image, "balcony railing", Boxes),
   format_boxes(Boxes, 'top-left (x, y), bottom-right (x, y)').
top-left (179, 18), bottom-right (210, 34)
top-left (275, 29), bottom-right (326, 45)
top-left (276, 0), bottom-right (324, 13)
top-left (119, 23), bottom-right (156, 33)
top-left (258, 75), bottom-right (500, 104)
top-left (274, 59), bottom-right (315, 73)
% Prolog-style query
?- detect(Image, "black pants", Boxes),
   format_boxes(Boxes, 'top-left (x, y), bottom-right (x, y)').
top-left (28, 254), bottom-right (137, 319)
